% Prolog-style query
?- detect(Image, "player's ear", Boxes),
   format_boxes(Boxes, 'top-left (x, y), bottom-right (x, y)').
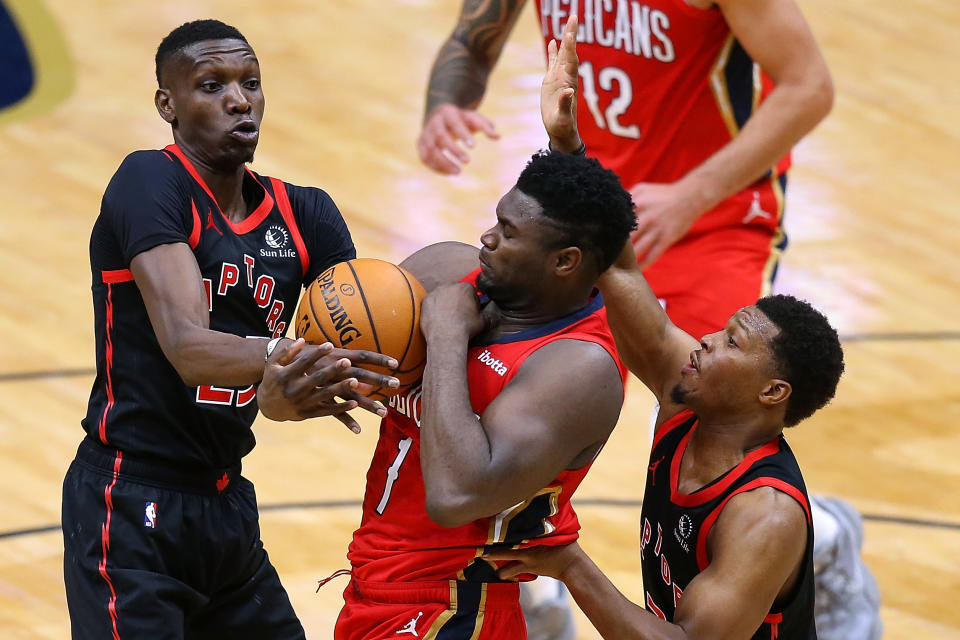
top-left (155, 89), bottom-right (177, 126)
top-left (759, 379), bottom-right (791, 407)
top-left (554, 246), bottom-right (582, 276)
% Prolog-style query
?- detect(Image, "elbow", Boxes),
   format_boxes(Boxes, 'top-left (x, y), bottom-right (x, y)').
top-left (424, 488), bottom-right (479, 529)
top-left (163, 337), bottom-right (205, 387)
top-left (802, 67), bottom-right (835, 126)
top-left (813, 70), bottom-right (835, 121)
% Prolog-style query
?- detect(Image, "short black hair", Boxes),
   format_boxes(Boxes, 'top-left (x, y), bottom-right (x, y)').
top-left (515, 151), bottom-right (636, 273)
top-left (755, 295), bottom-right (845, 427)
top-left (155, 19), bottom-right (248, 86)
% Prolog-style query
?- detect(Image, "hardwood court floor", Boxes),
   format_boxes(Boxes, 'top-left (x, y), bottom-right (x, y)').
top-left (1, 0), bottom-right (958, 637)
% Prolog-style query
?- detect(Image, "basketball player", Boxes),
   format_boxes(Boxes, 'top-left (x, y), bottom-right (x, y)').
top-left (332, 28), bottom-right (636, 638)
top-left (418, 4), bottom-right (879, 637)
top-left (485, 240), bottom-right (843, 639)
top-left (61, 20), bottom-right (400, 640)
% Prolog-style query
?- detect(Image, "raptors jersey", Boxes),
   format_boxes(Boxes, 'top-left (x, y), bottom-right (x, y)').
top-left (641, 410), bottom-right (816, 639)
top-left (534, 0), bottom-right (789, 237)
top-left (347, 275), bottom-right (627, 583)
top-left (84, 144), bottom-right (354, 468)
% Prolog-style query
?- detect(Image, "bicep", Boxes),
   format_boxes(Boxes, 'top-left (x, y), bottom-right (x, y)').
top-left (479, 341), bottom-right (623, 500)
top-left (130, 242), bottom-right (209, 351)
top-left (673, 489), bottom-right (808, 639)
top-left (400, 241), bottom-right (479, 292)
top-left (719, 0), bottom-right (828, 84)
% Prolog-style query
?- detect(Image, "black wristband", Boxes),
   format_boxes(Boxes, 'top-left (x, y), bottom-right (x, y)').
top-left (547, 140), bottom-right (586, 156)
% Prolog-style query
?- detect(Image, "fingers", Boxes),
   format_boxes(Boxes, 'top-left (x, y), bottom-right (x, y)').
top-left (463, 111), bottom-right (499, 139)
top-left (418, 106), bottom-right (498, 174)
top-left (334, 412), bottom-right (363, 435)
top-left (560, 14), bottom-right (579, 65)
top-left (631, 227), bottom-right (657, 266)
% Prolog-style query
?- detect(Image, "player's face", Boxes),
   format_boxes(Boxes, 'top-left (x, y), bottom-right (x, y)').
top-left (671, 307), bottom-right (783, 412)
top-left (476, 187), bottom-right (557, 305)
top-left (158, 39), bottom-right (264, 170)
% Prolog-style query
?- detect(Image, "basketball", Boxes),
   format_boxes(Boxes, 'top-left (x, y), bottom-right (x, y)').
top-left (295, 258), bottom-right (428, 401)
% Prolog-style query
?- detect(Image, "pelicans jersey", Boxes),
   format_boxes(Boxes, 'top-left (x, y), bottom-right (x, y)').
top-left (336, 272), bottom-right (626, 639)
top-left (534, 0), bottom-right (791, 338)
top-left (640, 410), bottom-right (816, 639)
top-left (83, 144), bottom-right (355, 468)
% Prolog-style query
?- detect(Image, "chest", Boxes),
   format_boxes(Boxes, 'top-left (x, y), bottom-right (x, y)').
top-left (193, 205), bottom-right (304, 337)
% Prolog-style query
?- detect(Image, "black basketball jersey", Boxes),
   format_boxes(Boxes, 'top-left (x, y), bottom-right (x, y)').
top-left (83, 144), bottom-right (355, 468)
top-left (640, 410), bottom-right (816, 640)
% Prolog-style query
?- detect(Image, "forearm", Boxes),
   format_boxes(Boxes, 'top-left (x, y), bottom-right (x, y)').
top-left (164, 326), bottom-right (270, 387)
top-left (420, 334), bottom-right (495, 525)
top-left (678, 79), bottom-right (833, 213)
top-left (425, 39), bottom-right (493, 117)
top-left (424, 0), bottom-right (527, 118)
top-left (597, 246), bottom-right (678, 383)
top-left (561, 551), bottom-right (688, 640)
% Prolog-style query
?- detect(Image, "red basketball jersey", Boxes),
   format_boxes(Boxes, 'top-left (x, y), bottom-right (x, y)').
top-left (347, 275), bottom-right (627, 583)
top-left (534, 0), bottom-right (790, 235)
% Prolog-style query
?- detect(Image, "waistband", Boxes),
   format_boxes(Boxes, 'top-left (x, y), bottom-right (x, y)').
top-left (350, 579), bottom-right (520, 609)
top-left (74, 436), bottom-right (242, 495)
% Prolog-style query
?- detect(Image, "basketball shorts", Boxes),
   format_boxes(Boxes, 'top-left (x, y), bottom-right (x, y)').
top-left (62, 437), bottom-right (304, 640)
top-left (335, 578), bottom-right (526, 640)
top-left (643, 222), bottom-right (786, 341)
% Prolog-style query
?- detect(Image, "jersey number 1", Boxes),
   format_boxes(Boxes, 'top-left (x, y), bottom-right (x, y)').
top-left (376, 437), bottom-right (413, 515)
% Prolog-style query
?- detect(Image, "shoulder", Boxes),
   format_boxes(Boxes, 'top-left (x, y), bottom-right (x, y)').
top-left (276, 181), bottom-right (340, 217)
top-left (400, 241), bottom-right (479, 292)
top-left (108, 149), bottom-right (182, 187)
top-left (102, 150), bottom-right (188, 213)
top-left (715, 485), bottom-right (809, 546)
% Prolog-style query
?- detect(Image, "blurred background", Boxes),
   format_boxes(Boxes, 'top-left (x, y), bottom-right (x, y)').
top-left (1, 0), bottom-right (958, 637)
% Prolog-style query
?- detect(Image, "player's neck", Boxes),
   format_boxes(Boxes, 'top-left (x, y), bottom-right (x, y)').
top-left (678, 418), bottom-right (778, 492)
top-left (174, 141), bottom-right (251, 222)
top-left (480, 294), bottom-right (591, 340)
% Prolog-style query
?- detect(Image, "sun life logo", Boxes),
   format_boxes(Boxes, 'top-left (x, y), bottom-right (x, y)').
top-left (265, 225), bottom-right (289, 249)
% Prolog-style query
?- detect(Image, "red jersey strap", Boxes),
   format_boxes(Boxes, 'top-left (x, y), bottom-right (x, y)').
top-left (695, 476), bottom-right (812, 571)
top-left (163, 144), bottom-right (275, 236)
top-left (670, 432), bottom-right (781, 507)
top-left (188, 200), bottom-right (202, 249)
top-left (651, 409), bottom-right (695, 451)
top-left (268, 177), bottom-right (309, 277)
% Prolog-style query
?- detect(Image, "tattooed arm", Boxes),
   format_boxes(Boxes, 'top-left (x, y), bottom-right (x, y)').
top-left (417, 0), bottom-right (528, 175)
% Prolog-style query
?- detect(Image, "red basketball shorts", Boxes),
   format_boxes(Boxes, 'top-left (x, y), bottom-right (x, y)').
top-left (643, 219), bottom-right (784, 341)
top-left (335, 579), bottom-right (525, 640)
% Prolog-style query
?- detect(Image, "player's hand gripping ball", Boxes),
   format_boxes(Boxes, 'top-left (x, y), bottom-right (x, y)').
top-left (295, 258), bottom-right (427, 401)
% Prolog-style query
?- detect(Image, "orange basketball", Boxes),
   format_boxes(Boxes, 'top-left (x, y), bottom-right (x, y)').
top-left (295, 258), bottom-right (427, 401)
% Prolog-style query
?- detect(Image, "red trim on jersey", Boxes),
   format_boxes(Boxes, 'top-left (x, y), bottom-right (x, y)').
top-left (188, 200), bottom-right (202, 249)
top-left (163, 145), bottom-right (275, 236)
top-left (98, 451), bottom-right (123, 640)
top-left (269, 177), bottom-right (309, 276)
top-left (695, 477), bottom-right (811, 571)
top-left (100, 269), bottom-right (133, 284)
top-left (161, 150), bottom-right (173, 162)
top-left (651, 409), bottom-right (695, 451)
top-left (670, 428), bottom-right (780, 507)
top-left (764, 612), bottom-right (783, 639)
top-left (96, 284), bottom-right (119, 444)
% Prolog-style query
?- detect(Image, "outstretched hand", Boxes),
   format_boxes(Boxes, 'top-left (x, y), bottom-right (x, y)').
top-left (258, 338), bottom-right (400, 433)
top-left (418, 104), bottom-right (500, 175)
top-left (541, 14), bottom-right (582, 151)
top-left (483, 542), bottom-right (586, 581)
